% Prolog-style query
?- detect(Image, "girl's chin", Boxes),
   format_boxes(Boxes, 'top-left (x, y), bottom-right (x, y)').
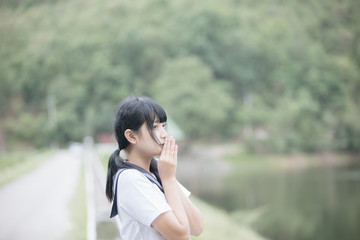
top-left (153, 146), bottom-right (162, 156)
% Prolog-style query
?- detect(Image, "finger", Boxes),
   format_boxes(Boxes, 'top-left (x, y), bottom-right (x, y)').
top-left (160, 137), bottom-right (169, 159)
top-left (173, 144), bottom-right (178, 162)
top-left (159, 145), bottom-right (165, 159)
top-left (165, 137), bottom-right (171, 157)
top-left (169, 138), bottom-right (175, 159)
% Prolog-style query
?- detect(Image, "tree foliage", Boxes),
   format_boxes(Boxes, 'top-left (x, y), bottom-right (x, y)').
top-left (0, 0), bottom-right (359, 152)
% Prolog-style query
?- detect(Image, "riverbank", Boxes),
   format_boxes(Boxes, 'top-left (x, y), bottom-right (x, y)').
top-left (184, 142), bottom-right (360, 240)
top-left (191, 196), bottom-right (267, 240)
top-left (226, 145), bottom-right (360, 174)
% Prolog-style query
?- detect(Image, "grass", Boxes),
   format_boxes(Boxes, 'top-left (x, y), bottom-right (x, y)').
top-left (0, 150), bottom-right (54, 186)
top-left (191, 196), bottom-right (267, 240)
top-left (225, 146), bottom-right (359, 176)
top-left (225, 150), bottom-right (280, 178)
top-left (66, 159), bottom-right (87, 240)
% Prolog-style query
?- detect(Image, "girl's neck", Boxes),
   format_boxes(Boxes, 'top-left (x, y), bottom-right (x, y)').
top-left (125, 150), bottom-right (152, 172)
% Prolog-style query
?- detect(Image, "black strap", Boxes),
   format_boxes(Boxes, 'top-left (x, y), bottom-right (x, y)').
top-left (110, 169), bottom-right (124, 218)
top-left (110, 163), bottom-right (164, 218)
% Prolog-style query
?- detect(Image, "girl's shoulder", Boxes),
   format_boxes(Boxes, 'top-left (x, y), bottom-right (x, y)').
top-left (119, 168), bottom-right (145, 180)
top-left (117, 169), bottom-right (165, 203)
top-left (117, 169), bottom-right (151, 188)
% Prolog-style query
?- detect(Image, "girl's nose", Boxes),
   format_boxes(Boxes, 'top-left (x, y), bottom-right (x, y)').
top-left (161, 129), bottom-right (168, 138)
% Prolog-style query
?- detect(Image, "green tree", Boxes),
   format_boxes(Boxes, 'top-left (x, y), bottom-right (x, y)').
top-left (151, 56), bottom-right (232, 138)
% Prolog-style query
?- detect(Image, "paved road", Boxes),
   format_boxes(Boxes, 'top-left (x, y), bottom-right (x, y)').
top-left (0, 150), bottom-right (82, 240)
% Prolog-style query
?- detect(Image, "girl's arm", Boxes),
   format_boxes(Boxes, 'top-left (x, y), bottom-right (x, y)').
top-left (152, 137), bottom-right (190, 240)
top-left (177, 183), bottom-right (203, 236)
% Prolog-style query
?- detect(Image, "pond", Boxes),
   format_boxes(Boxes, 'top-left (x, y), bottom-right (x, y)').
top-left (186, 157), bottom-right (360, 240)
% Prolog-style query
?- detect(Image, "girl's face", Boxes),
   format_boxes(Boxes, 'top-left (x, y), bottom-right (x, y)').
top-left (136, 119), bottom-right (167, 157)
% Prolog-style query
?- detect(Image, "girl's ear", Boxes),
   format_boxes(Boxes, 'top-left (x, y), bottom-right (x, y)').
top-left (124, 129), bottom-right (137, 144)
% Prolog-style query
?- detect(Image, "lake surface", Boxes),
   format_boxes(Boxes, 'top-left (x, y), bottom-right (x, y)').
top-left (193, 160), bottom-right (360, 240)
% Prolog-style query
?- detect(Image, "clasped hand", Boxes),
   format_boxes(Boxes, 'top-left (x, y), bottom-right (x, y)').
top-left (158, 136), bottom-right (178, 181)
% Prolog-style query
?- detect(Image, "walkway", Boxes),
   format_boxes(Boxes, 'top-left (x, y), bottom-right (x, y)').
top-left (0, 150), bottom-right (82, 240)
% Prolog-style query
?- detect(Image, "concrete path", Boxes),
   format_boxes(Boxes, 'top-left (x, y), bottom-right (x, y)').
top-left (0, 150), bottom-right (82, 240)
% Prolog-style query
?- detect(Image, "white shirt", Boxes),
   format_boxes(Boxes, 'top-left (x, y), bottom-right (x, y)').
top-left (116, 169), bottom-right (190, 240)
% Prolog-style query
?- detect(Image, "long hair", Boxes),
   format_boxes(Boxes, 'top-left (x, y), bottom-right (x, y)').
top-left (105, 96), bottom-right (167, 201)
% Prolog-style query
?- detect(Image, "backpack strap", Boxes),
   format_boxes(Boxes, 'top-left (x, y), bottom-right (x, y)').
top-left (110, 165), bottom-right (164, 218)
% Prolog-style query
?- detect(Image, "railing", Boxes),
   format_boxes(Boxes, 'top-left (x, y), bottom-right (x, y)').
top-left (84, 144), bottom-right (121, 240)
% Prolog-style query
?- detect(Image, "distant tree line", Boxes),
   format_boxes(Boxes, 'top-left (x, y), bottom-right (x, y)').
top-left (0, 0), bottom-right (359, 153)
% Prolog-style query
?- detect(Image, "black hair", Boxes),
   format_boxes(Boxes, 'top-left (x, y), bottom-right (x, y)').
top-left (105, 96), bottom-right (167, 201)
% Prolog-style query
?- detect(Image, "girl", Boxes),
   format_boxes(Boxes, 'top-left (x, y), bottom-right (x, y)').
top-left (106, 96), bottom-right (203, 240)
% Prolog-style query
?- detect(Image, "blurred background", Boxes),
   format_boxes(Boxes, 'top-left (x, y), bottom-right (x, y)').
top-left (0, 0), bottom-right (359, 239)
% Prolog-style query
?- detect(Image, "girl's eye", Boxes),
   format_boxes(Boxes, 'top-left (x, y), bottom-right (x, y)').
top-left (153, 123), bottom-right (166, 129)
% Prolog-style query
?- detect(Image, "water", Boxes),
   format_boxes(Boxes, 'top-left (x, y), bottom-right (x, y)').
top-left (196, 161), bottom-right (360, 240)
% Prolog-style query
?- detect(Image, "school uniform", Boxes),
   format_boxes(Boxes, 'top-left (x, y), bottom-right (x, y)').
top-left (112, 169), bottom-right (190, 240)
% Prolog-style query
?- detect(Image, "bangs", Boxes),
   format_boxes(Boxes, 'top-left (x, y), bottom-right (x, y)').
top-left (151, 102), bottom-right (167, 123)
top-left (139, 97), bottom-right (167, 128)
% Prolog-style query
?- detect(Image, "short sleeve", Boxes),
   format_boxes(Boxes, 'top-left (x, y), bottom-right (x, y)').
top-left (117, 170), bottom-right (171, 227)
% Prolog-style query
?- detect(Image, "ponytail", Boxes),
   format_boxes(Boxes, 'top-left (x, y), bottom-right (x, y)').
top-left (106, 149), bottom-right (127, 201)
